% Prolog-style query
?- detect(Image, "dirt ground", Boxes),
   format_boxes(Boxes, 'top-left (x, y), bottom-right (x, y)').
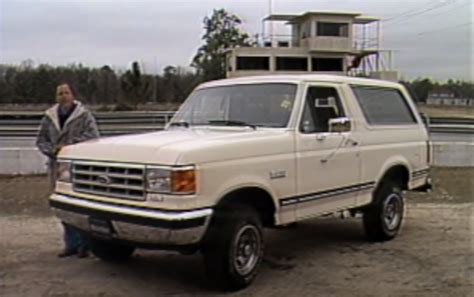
top-left (0, 168), bottom-right (473, 297)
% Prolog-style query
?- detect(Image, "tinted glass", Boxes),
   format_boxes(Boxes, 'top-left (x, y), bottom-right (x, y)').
top-left (276, 57), bottom-right (308, 71)
top-left (312, 58), bottom-right (343, 71)
top-left (236, 57), bottom-right (270, 70)
top-left (317, 22), bottom-right (349, 37)
top-left (172, 84), bottom-right (297, 128)
top-left (351, 86), bottom-right (417, 125)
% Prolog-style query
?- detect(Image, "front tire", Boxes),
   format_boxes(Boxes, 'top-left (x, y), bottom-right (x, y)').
top-left (90, 238), bottom-right (135, 262)
top-left (202, 204), bottom-right (264, 291)
top-left (363, 181), bottom-right (405, 241)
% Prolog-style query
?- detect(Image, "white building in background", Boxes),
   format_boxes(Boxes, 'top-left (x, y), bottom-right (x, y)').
top-left (226, 11), bottom-right (398, 81)
top-left (426, 88), bottom-right (474, 106)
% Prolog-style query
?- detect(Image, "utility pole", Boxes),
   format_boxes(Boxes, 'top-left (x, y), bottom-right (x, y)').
top-left (153, 57), bottom-right (158, 103)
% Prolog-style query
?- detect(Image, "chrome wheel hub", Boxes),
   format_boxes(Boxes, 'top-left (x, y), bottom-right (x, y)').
top-left (233, 225), bottom-right (261, 276)
top-left (383, 193), bottom-right (403, 231)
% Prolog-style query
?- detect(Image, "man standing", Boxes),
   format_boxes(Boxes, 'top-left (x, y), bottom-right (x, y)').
top-left (36, 82), bottom-right (100, 258)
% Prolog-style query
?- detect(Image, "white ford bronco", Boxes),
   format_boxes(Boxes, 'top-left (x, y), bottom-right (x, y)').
top-left (50, 75), bottom-right (432, 290)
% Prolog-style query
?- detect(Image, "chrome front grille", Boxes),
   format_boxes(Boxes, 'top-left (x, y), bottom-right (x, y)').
top-left (72, 161), bottom-right (146, 200)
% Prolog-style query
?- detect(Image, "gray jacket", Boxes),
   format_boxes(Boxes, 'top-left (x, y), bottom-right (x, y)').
top-left (36, 101), bottom-right (100, 184)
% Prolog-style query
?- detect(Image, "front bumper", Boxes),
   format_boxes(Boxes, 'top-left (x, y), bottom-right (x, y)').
top-left (49, 193), bottom-right (213, 247)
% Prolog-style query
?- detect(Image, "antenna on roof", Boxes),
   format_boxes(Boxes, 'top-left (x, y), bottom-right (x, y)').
top-left (269, 0), bottom-right (273, 46)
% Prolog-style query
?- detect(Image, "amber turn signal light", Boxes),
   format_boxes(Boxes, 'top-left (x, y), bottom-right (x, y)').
top-left (171, 169), bottom-right (196, 194)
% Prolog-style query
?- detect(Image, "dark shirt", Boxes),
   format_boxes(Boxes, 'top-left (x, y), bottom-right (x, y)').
top-left (57, 103), bottom-right (77, 130)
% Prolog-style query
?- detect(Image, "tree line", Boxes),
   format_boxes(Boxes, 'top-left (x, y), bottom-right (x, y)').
top-left (405, 78), bottom-right (473, 102)
top-left (0, 62), bottom-right (201, 110)
top-left (1, 61), bottom-right (471, 107)
top-left (0, 9), bottom-right (472, 109)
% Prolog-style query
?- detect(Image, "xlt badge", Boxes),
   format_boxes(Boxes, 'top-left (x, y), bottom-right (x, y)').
top-left (269, 170), bottom-right (287, 179)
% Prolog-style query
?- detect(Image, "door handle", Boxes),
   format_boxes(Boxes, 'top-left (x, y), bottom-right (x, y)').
top-left (345, 138), bottom-right (358, 146)
top-left (316, 133), bottom-right (329, 141)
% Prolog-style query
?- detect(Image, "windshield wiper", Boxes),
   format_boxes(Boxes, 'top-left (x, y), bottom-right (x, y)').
top-left (208, 120), bottom-right (257, 130)
top-left (169, 121), bottom-right (190, 128)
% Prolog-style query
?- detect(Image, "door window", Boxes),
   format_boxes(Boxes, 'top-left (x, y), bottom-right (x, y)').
top-left (300, 86), bottom-right (346, 133)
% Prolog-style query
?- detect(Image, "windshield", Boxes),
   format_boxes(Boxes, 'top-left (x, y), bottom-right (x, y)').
top-left (171, 83), bottom-right (297, 128)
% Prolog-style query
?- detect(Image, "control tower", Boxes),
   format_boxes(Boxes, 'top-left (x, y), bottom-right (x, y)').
top-left (226, 11), bottom-right (398, 81)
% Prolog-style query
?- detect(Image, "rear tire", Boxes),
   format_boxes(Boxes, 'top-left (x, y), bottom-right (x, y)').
top-left (363, 181), bottom-right (405, 241)
top-left (90, 238), bottom-right (135, 262)
top-left (202, 204), bottom-right (264, 291)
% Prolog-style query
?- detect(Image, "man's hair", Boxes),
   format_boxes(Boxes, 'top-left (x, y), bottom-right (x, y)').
top-left (57, 81), bottom-right (79, 98)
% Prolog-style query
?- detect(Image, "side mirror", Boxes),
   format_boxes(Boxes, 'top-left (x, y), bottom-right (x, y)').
top-left (329, 117), bottom-right (351, 133)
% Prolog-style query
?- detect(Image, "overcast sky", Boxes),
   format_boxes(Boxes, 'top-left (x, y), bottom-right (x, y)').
top-left (0, 0), bottom-right (472, 80)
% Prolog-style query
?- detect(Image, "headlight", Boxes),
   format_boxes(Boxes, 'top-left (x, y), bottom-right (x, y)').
top-left (146, 167), bottom-right (172, 193)
top-left (57, 160), bottom-right (72, 183)
top-left (146, 166), bottom-right (196, 195)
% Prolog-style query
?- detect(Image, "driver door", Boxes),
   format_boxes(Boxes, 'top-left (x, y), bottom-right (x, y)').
top-left (295, 84), bottom-right (361, 219)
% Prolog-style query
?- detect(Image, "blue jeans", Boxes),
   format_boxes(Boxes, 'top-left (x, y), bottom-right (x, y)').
top-left (62, 223), bottom-right (89, 252)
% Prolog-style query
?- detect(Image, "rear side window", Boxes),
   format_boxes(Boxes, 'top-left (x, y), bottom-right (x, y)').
top-left (351, 86), bottom-right (417, 125)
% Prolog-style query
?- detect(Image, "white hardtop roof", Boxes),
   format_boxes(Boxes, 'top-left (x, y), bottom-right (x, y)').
top-left (199, 74), bottom-right (401, 89)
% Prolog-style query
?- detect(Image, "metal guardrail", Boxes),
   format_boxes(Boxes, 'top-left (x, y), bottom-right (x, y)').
top-left (0, 112), bottom-right (473, 137)
top-left (422, 116), bottom-right (474, 134)
top-left (0, 111), bottom-right (176, 137)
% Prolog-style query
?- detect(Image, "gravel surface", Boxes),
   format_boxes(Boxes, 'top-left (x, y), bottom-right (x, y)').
top-left (0, 168), bottom-right (472, 297)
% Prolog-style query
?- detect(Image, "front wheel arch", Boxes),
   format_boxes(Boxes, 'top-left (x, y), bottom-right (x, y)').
top-left (214, 187), bottom-right (277, 228)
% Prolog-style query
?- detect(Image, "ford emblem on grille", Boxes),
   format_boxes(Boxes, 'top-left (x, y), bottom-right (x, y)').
top-left (97, 174), bottom-right (112, 185)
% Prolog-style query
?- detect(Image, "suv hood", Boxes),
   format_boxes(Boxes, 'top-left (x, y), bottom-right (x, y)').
top-left (60, 127), bottom-right (294, 165)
